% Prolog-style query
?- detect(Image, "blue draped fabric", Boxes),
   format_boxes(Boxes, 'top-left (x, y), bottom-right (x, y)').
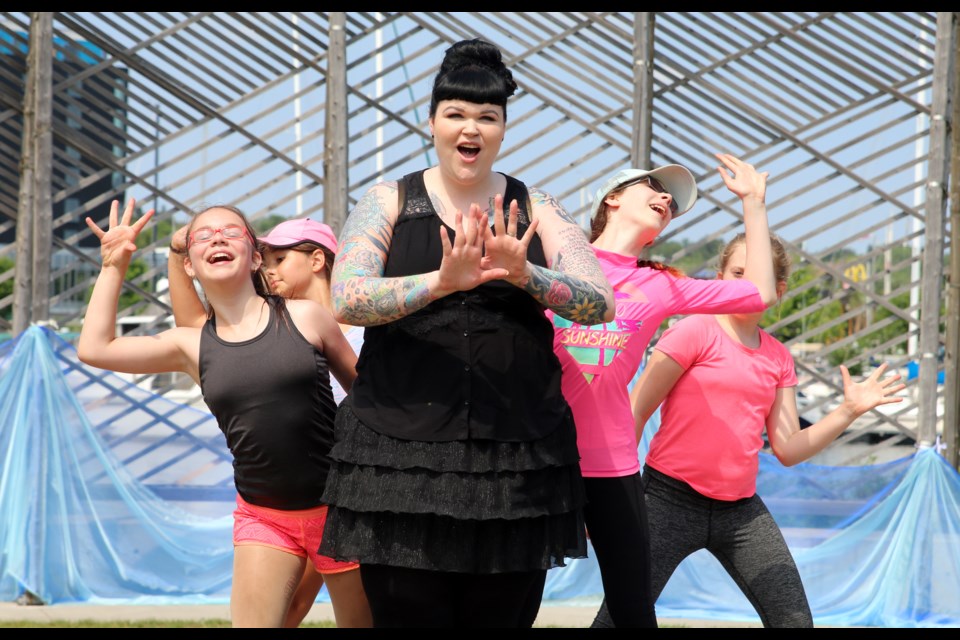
top-left (2, 326), bottom-right (959, 626)
top-left (0, 326), bottom-right (234, 604)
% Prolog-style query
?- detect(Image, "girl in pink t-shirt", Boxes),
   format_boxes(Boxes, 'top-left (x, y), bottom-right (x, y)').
top-left (552, 154), bottom-right (779, 628)
top-left (592, 233), bottom-right (904, 628)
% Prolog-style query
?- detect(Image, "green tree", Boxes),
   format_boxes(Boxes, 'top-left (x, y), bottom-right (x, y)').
top-left (252, 214), bottom-right (289, 236)
top-left (656, 238), bottom-right (727, 276)
top-left (0, 256), bottom-right (13, 321)
top-left (769, 263), bottom-right (846, 344)
top-left (119, 259), bottom-right (149, 310)
top-left (136, 216), bottom-right (176, 249)
top-left (84, 258), bottom-right (148, 312)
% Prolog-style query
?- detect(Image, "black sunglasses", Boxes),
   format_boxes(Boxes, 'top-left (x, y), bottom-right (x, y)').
top-left (621, 176), bottom-right (678, 215)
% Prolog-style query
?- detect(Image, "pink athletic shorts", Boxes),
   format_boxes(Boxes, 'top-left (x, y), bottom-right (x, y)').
top-left (232, 495), bottom-right (359, 575)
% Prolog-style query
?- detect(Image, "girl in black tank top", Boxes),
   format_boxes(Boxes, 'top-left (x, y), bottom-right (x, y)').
top-left (77, 201), bottom-right (370, 628)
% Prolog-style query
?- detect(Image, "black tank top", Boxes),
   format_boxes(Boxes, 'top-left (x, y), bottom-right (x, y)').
top-left (199, 296), bottom-right (337, 510)
top-left (350, 169), bottom-right (572, 442)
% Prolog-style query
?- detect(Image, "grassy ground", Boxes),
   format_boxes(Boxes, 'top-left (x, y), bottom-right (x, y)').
top-left (0, 616), bottom-right (734, 628)
top-left (0, 619), bottom-right (337, 628)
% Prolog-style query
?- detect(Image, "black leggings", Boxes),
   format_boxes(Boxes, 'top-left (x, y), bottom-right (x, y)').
top-left (582, 473), bottom-right (658, 627)
top-left (360, 563), bottom-right (547, 628)
top-left (591, 465), bottom-right (814, 628)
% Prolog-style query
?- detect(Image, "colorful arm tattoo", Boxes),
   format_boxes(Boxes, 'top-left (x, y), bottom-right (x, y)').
top-left (524, 188), bottom-right (612, 325)
top-left (331, 183), bottom-right (437, 326)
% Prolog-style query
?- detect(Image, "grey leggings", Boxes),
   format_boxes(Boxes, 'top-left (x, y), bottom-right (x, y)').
top-left (591, 464), bottom-right (813, 628)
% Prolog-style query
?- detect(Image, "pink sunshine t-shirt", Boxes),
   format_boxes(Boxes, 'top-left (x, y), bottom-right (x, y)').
top-left (549, 247), bottom-right (766, 478)
top-left (645, 314), bottom-right (798, 500)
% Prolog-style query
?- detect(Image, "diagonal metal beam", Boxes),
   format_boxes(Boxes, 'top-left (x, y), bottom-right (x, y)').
top-left (753, 12), bottom-right (931, 114)
top-left (55, 13), bottom-right (327, 189)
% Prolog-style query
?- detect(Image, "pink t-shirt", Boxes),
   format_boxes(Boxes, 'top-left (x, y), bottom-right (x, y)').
top-left (549, 247), bottom-right (766, 478)
top-left (646, 314), bottom-right (798, 500)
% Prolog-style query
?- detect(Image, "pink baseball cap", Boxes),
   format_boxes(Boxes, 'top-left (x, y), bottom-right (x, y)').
top-left (258, 218), bottom-right (338, 253)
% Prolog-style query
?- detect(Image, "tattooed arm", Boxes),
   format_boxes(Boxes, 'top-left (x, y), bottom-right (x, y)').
top-left (524, 188), bottom-right (614, 324)
top-left (331, 181), bottom-right (509, 326)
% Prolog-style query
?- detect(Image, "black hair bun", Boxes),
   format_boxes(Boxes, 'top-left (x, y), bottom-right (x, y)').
top-left (439, 38), bottom-right (517, 96)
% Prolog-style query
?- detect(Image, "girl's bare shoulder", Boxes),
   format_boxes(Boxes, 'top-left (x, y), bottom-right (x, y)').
top-left (285, 298), bottom-right (338, 340)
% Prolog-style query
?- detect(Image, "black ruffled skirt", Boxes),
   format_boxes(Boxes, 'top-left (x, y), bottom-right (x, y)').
top-left (319, 399), bottom-right (588, 574)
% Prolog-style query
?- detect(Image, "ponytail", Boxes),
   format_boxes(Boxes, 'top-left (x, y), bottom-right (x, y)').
top-left (637, 259), bottom-right (685, 279)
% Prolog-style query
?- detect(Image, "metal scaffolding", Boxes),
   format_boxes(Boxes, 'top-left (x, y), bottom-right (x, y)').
top-left (1, 12), bottom-right (956, 466)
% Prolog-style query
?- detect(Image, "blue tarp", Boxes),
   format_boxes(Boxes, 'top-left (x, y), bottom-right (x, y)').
top-left (0, 326), bottom-right (233, 604)
top-left (2, 326), bottom-right (959, 626)
top-left (906, 360), bottom-right (945, 384)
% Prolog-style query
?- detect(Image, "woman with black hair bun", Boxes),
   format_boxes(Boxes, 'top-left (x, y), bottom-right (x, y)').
top-left (318, 38), bottom-right (615, 628)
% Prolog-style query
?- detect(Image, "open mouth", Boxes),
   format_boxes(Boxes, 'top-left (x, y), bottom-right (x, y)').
top-left (208, 252), bottom-right (233, 264)
top-left (458, 144), bottom-right (480, 158)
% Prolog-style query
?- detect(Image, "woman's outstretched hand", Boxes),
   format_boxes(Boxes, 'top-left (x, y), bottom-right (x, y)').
top-left (85, 198), bottom-right (154, 269)
top-left (840, 362), bottom-right (906, 418)
top-left (437, 204), bottom-right (509, 295)
top-left (482, 193), bottom-right (537, 288)
top-left (716, 153), bottom-right (768, 204)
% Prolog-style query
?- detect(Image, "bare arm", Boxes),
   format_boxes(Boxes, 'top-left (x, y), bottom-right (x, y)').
top-left (323, 326), bottom-right (358, 394)
top-left (286, 298), bottom-right (358, 394)
top-left (515, 188), bottom-right (614, 324)
top-left (78, 198), bottom-right (199, 381)
top-left (630, 350), bottom-right (686, 443)
top-left (331, 182), bottom-right (509, 326)
top-left (167, 223), bottom-right (207, 328)
top-left (716, 153), bottom-right (778, 307)
top-left (766, 363), bottom-right (905, 466)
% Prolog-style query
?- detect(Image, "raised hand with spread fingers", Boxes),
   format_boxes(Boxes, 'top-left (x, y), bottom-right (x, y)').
top-left (84, 197), bottom-right (154, 269)
top-left (481, 193), bottom-right (537, 288)
top-left (437, 204), bottom-right (510, 295)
